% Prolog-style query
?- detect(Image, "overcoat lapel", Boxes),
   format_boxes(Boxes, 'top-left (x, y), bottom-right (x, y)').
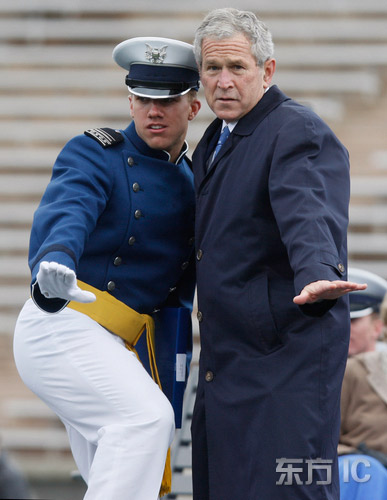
top-left (194, 85), bottom-right (290, 193)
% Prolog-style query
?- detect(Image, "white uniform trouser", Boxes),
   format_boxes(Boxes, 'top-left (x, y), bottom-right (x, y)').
top-left (14, 299), bottom-right (175, 500)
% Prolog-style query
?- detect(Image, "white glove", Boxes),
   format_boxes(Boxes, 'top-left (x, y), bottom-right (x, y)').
top-left (36, 261), bottom-right (96, 303)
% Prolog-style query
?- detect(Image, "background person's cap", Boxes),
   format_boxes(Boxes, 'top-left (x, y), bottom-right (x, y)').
top-left (113, 37), bottom-right (200, 98)
top-left (348, 267), bottom-right (387, 319)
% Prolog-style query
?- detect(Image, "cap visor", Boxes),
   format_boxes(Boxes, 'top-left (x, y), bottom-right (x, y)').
top-left (350, 306), bottom-right (374, 319)
top-left (128, 86), bottom-right (191, 98)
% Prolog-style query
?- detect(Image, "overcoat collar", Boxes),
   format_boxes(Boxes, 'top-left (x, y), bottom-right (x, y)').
top-left (194, 85), bottom-right (290, 188)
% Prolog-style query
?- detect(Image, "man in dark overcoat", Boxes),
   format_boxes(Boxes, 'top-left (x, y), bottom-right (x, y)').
top-left (191, 8), bottom-right (366, 500)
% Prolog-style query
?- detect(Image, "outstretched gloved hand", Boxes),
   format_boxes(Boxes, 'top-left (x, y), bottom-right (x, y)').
top-left (36, 261), bottom-right (96, 303)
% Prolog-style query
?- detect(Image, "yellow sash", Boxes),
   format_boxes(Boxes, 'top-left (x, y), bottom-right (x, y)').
top-left (67, 280), bottom-right (171, 497)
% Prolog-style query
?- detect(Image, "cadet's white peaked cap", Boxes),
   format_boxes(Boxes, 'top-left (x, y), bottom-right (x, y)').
top-left (113, 37), bottom-right (199, 98)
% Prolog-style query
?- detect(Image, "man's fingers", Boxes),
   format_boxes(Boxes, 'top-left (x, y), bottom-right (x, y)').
top-left (294, 280), bottom-right (368, 305)
top-left (39, 261), bottom-right (50, 274)
top-left (37, 261), bottom-right (96, 302)
top-left (68, 289), bottom-right (97, 303)
top-left (293, 290), bottom-right (310, 305)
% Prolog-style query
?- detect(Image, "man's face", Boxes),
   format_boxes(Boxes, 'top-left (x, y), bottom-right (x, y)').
top-left (129, 94), bottom-right (200, 162)
top-left (348, 314), bottom-right (382, 356)
top-left (200, 33), bottom-right (275, 122)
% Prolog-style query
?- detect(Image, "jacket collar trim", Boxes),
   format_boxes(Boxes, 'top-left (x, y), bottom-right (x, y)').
top-left (123, 122), bottom-right (188, 164)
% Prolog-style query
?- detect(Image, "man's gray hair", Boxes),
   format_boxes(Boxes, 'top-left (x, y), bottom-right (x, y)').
top-left (194, 8), bottom-right (274, 68)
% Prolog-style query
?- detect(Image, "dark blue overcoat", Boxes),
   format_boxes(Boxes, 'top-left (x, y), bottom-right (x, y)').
top-left (191, 86), bottom-right (351, 500)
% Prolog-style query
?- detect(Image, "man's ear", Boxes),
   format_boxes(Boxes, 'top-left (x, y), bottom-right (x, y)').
top-left (263, 59), bottom-right (276, 88)
top-left (189, 98), bottom-right (201, 121)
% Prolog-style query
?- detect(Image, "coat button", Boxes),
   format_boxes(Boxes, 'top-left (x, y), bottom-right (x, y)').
top-left (127, 157), bottom-right (135, 167)
top-left (113, 256), bottom-right (122, 266)
top-left (197, 311), bottom-right (203, 322)
top-left (205, 371), bottom-right (214, 382)
top-left (196, 249), bottom-right (203, 261)
top-left (107, 281), bottom-right (116, 291)
top-left (128, 236), bottom-right (136, 245)
top-left (134, 209), bottom-right (142, 219)
top-left (181, 261), bottom-right (189, 270)
top-left (132, 182), bottom-right (140, 192)
top-left (338, 263), bottom-right (345, 274)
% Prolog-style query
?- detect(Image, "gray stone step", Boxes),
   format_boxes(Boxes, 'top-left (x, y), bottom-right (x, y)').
top-left (1, 17), bottom-right (387, 43)
top-left (350, 176), bottom-right (387, 197)
top-left (0, 174), bottom-right (50, 196)
top-left (371, 150), bottom-right (387, 170)
top-left (0, 258), bottom-right (30, 287)
top-left (348, 260), bottom-right (387, 279)
top-left (0, 203), bottom-right (38, 225)
top-left (0, 120), bottom-right (128, 145)
top-left (2, 398), bottom-right (58, 420)
top-left (2, 68), bottom-right (381, 97)
top-left (1, 0), bottom-right (387, 14)
top-left (0, 120), bottom-right (208, 154)
top-left (349, 204), bottom-right (387, 227)
top-left (0, 95), bottom-right (344, 122)
top-left (3, 43), bottom-right (387, 69)
top-left (348, 233), bottom-right (387, 255)
top-left (1, 428), bottom-right (70, 451)
top-left (0, 147), bottom-right (59, 170)
top-left (0, 230), bottom-right (30, 251)
top-left (0, 312), bottom-right (19, 335)
top-left (0, 95), bottom-right (213, 122)
top-left (275, 44), bottom-right (387, 68)
top-left (0, 17), bottom-right (196, 42)
top-left (0, 285), bottom-right (29, 309)
top-left (0, 257), bottom-right (30, 278)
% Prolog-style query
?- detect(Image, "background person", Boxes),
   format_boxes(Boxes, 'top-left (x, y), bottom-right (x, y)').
top-left (13, 37), bottom-right (200, 500)
top-left (0, 448), bottom-right (31, 499)
top-left (339, 268), bottom-right (387, 463)
top-left (190, 8), bottom-right (365, 500)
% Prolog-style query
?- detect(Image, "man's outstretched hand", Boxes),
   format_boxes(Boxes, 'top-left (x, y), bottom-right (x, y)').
top-left (37, 261), bottom-right (96, 303)
top-left (293, 280), bottom-right (367, 305)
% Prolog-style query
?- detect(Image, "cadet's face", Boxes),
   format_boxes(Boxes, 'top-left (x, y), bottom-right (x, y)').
top-left (200, 34), bottom-right (275, 122)
top-left (129, 94), bottom-right (200, 162)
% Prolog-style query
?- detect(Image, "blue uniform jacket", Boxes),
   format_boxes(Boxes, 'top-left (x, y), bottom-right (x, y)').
top-left (191, 86), bottom-right (351, 500)
top-left (29, 122), bottom-right (196, 314)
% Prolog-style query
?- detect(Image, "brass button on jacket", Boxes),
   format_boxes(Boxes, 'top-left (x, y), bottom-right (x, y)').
top-left (113, 256), bottom-right (122, 266)
top-left (107, 281), bottom-right (116, 291)
top-left (205, 371), bottom-right (214, 382)
top-left (134, 209), bottom-right (142, 219)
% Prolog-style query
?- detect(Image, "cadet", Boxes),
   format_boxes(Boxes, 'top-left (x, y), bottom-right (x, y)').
top-left (13, 37), bottom-right (200, 500)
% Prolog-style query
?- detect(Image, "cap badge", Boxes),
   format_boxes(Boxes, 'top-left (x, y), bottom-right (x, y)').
top-left (145, 43), bottom-right (168, 64)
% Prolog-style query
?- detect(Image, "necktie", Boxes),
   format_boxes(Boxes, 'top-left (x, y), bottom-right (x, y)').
top-left (210, 126), bottom-right (230, 165)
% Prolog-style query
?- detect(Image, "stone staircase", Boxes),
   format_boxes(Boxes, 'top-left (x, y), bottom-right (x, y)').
top-left (1, 1), bottom-right (387, 497)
